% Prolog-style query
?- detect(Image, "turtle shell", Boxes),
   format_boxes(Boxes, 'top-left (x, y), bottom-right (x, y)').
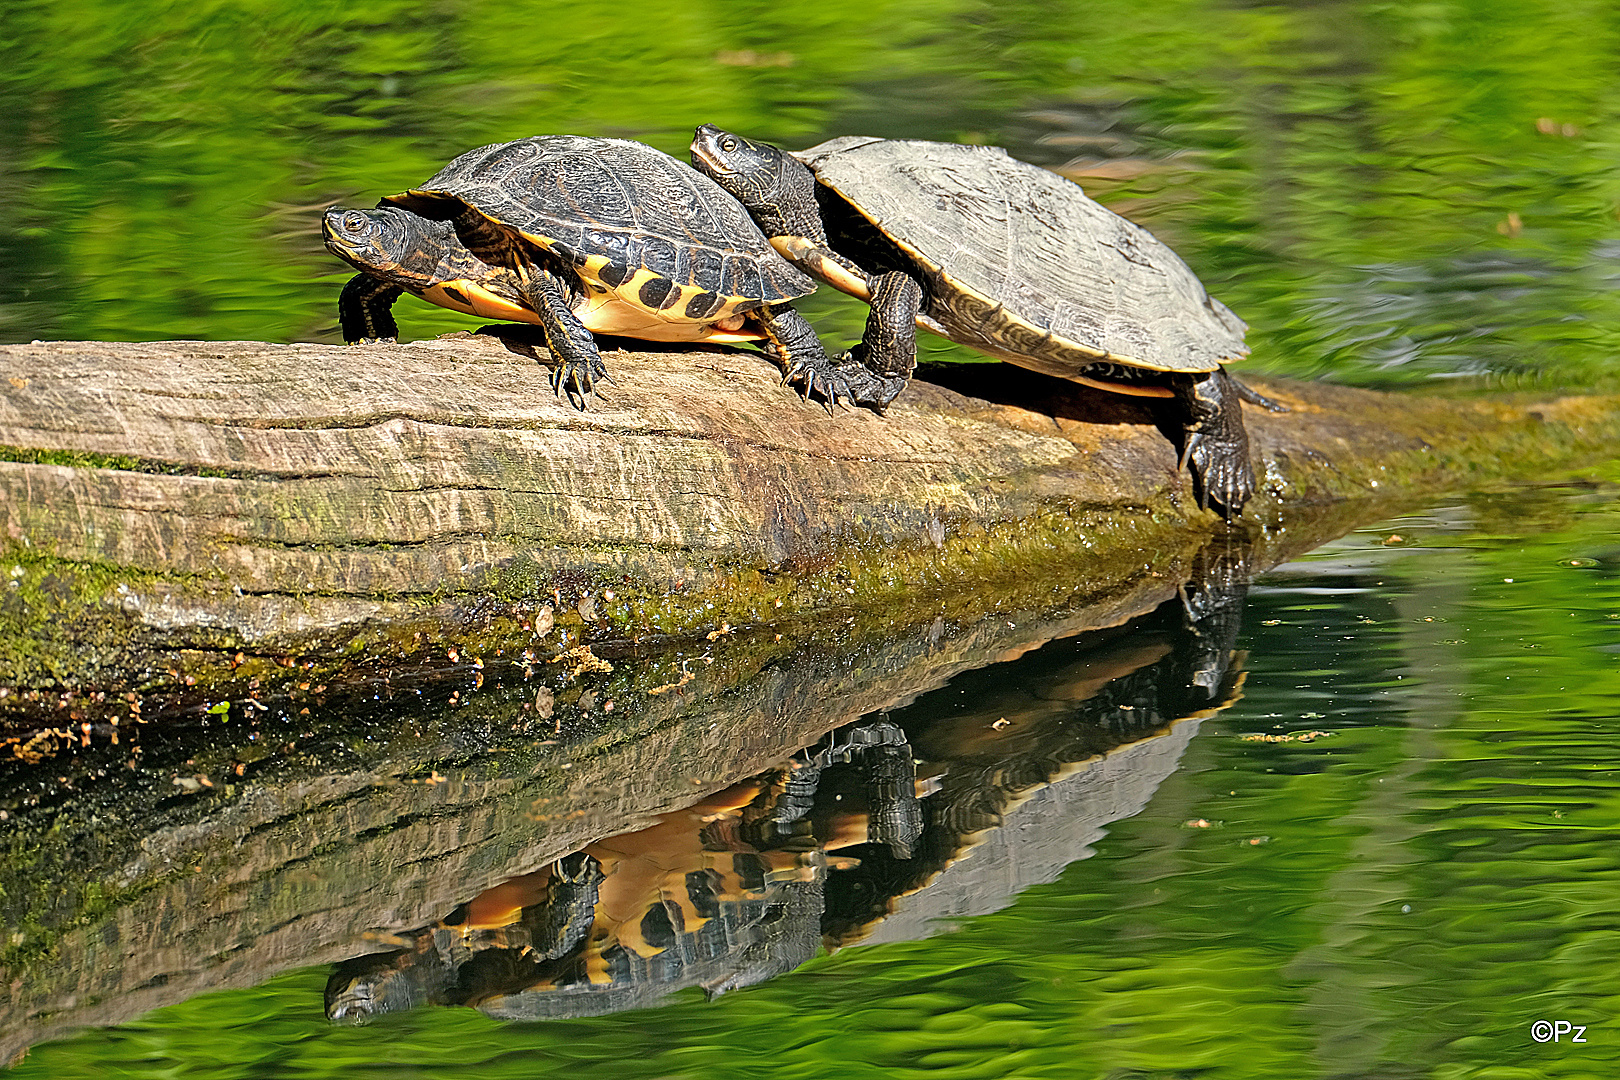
top-left (386, 136), bottom-right (815, 330)
top-left (793, 136), bottom-right (1247, 375)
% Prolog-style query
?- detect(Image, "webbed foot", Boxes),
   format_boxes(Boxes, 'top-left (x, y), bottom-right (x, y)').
top-left (780, 351), bottom-right (843, 406)
top-left (829, 354), bottom-right (908, 411)
top-left (1174, 369), bottom-right (1258, 520)
top-left (756, 302), bottom-right (908, 411)
top-left (782, 353), bottom-right (907, 411)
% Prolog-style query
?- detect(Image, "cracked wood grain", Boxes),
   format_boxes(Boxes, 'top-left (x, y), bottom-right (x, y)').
top-left (2, 333), bottom-right (1618, 672)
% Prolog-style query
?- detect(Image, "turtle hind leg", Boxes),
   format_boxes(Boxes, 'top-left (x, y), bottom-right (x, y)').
top-left (339, 274), bottom-right (403, 343)
top-left (1230, 375), bottom-right (1290, 413)
top-left (1171, 369), bottom-right (1256, 520)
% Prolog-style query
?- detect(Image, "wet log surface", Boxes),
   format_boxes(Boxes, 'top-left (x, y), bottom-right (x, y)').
top-left (3, 332), bottom-right (1617, 705)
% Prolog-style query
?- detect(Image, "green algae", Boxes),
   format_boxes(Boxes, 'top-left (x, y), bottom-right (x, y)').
top-left (0, 444), bottom-right (242, 479)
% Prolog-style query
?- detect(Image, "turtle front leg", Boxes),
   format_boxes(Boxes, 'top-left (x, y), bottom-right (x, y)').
top-left (756, 303), bottom-right (907, 410)
top-left (521, 267), bottom-right (611, 408)
top-left (848, 271), bottom-right (923, 386)
top-left (1172, 368), bottom-right (1256, 520)
top-left (339, 274), bottom-right (404, 343)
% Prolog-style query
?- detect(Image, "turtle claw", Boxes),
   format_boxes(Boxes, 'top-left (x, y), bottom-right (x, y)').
top-left (1232, 377), bottom-right (1290, 413)
top-left (1183, 434), bottom-right (1254, 521)
top-left (1178, 432), bottom-right (1203, 472)
top-left (780, 355), bottom-right (831, 405)
top-left (806, 368), bottom-right (845, 414)
top-left (832, 360), bottom-right (907, 411)
top-left (778, 351), bottom-right (908, 411)
top-left (551, 356), bottom-right (613, 410)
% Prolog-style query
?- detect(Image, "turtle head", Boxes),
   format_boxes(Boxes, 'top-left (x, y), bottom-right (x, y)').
top-left (690, 124), bottom-right (823, 243)
top-left (322, 205), bottom-right (415, 273)
top-left (324, 205), bottom-right (456, 293)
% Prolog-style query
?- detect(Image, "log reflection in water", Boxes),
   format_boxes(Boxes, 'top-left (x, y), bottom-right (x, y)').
top-left (327, 567), bottom-right (1248, 1022)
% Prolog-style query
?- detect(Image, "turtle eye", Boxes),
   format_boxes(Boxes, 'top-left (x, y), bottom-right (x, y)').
top-left (342, 210), bottom-right (370, 232)
top-left (720, 137), bottom-right (739, 153)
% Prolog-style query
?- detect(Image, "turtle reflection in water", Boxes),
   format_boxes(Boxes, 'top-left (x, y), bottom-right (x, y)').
top-left (825, 544), bottom-right (1251, 943)
top-left (328, 553), bottom-right (1250, 1020)
top-left (326, 733), bottom-right (916, 1022)
top-left (689, 126), bottom-right (1287, 518)
top-left (324, 135), bottom-right (888, 406)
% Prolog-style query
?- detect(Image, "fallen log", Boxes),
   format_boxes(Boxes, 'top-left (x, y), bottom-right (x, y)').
top-left (2, 332), bottom-right (1618, 704)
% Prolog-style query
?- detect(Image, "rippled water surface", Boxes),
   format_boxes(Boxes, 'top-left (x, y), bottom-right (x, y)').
top-left (6, 0), bottom-right (1620, 390)
top-left (5, 1), bottom-right (1620, 1076)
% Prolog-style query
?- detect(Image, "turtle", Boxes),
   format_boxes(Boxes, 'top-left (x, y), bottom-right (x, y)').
top-left (325, 852), bottom-right (603, 1023)
top-left (328, 134), bottom-right (886, 405)
top-left (689, 126), bottom-right (1286, 517)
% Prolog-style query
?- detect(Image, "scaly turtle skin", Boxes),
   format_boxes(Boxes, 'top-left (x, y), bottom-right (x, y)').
top-left (689, 126), bottom-right (1285, 517)
top-left (331, 134), bottom-right (886, 406)
top-left (325, 208), bottom-right (547, 342)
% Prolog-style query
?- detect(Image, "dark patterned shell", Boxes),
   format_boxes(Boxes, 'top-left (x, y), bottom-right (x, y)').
top-left (390, 136), bottom-right (815, 310)
top-left (794, 136), bottom-right (1247, 374)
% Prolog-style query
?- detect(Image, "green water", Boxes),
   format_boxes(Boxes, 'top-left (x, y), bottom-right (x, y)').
top-left (6, 0), bottom-right (1620, 1076)
top-left (5, 0), bottom-right (1620, 389)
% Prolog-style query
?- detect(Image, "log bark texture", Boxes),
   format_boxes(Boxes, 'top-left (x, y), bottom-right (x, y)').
top-left (2, 334), bottom-right (1618, 695)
